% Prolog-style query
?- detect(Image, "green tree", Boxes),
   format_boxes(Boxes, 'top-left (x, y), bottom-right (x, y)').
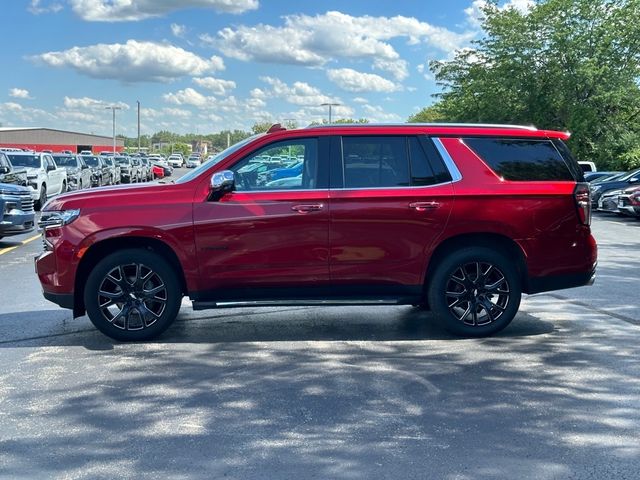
top-left (252, 121), bottom-right (275, 134)
top-left (420, 0), bottom-right (640, 169)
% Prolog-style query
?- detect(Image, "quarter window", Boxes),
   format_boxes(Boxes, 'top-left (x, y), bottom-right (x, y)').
top-left (463, 137), bottom-right (574, 181)
top-left (231, 138), bottom-right (318, 191)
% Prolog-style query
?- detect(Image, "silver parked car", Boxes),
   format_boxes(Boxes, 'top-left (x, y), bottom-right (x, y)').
top-left (52, 154), bottom-right (92, 190)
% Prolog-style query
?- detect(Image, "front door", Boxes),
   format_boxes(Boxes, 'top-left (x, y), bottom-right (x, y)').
top-left (193, 136), bottom-right (331, 301)
top-left (329, 135), bottom-right (454, 297)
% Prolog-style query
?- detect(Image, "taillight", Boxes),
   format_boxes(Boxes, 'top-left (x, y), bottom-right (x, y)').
top-left (574, 183), bottom-right (591, 225)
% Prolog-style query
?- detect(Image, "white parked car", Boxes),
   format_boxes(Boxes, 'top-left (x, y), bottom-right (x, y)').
top-left (5, 151), bottom-right (67, 209)
top-left (167, 153), bottom-right (184, 168)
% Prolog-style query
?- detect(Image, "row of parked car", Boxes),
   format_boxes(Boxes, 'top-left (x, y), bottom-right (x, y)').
top-left (587, 168), bottom-right (640, 218)
top-left (0, 148), bottom-right (173, 241)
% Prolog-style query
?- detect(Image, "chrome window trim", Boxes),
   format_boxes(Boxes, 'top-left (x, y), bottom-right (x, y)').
top-left (432, 137), bottom-right (462, 182)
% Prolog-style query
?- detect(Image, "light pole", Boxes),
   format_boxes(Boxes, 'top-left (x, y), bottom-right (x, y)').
top-left (105, 106), bottom-right (122, 154)
top-left (137, 100), bottom-right (141, 153)
top-left (320, 103), bottom-right (340, 124)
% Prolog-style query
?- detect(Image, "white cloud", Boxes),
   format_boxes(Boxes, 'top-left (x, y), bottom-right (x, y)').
top-left (193, 77), bottom-right (236, 96)
top-left (0, 102), bottom-right (54, 125)
top-left (362, 104), bottom-right (402, 122)
top-left (33, 40), bottom-right (224, 82)
top-left (63, 96), bottom-right (129, 110)
top-left (9, 88), bottom-right (32, 99)
top-left (373, 58), bottom-right (409, 81)
top-left (261, 77), bottom-right (340, 106)
top-left (171, 23), bottom-right (186, 38)
top-left (69, 0), bottom-right (259, 22)
top-left (28, 0), bottom-right (63, 14)
top-left (327, 69), bottom-right (400, 93)
top-left (163, 88), bottom-right (209, 108)
top-left (353, 97), bottom-right (368, 104)
top-left (215, 11), bottom-right (473, 67)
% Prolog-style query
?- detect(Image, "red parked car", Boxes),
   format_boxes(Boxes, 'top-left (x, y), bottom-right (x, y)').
top-left (36, 123), bottom-right (597, 341)
top-left (151, 163), bottom-right (165, 179)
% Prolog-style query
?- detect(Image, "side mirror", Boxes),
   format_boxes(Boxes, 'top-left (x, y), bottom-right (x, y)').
top-left (209, 170), bottom-right (235, 201)
top-left (82, 164), bottom-right (89, 169)
top-left (47, 164), bottom-right (56, 172)
top-left (0, 166), bottom-right (9, 174)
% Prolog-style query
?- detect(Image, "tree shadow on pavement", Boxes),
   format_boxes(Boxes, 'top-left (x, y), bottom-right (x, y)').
top-left (0, 303), bottom-right (638, 479)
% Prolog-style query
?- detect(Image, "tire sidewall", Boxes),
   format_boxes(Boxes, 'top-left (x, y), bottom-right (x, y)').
top-left (427, 247), bottom-right (521, 337)
top-left (84, 249), bottom-right (182, 341)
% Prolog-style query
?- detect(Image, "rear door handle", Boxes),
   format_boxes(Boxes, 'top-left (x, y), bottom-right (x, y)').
top-left (409, 201), bottom-right (440, 212)
top-left (292, 204), bottom-right (324, 213)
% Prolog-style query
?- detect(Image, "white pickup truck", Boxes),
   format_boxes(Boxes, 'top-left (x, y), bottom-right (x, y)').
top-left (4, 151), bottom-right (67, 210)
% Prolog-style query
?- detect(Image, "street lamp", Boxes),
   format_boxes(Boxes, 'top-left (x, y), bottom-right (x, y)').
top-left (320, 103), bottom-right (340, 124)
top-left (105, 105), bottom-right (122, 154)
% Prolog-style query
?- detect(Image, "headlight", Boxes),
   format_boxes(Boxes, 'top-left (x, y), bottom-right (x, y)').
top-left (38, 209), bottom-right (81, 230)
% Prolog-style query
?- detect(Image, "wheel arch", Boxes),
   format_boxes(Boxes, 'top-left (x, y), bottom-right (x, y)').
top-left (425, 233), bottom-right (529, 294)
top-left (73, 236), bottom-right (188, 317)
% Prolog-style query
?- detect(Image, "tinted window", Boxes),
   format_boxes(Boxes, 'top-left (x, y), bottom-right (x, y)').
top-left (0, 153), bottom-right (9, 168)
top-left (82, 156), bottom-right (100, 167)
top-left (231, 138), bottom-right (318, 191)
top-left (463, 138), bottom-right (574, 181)
top-left (342, 136), bottom-right (409, 188)
top-left (7, 154), bottom-right (40, 168)
top-left (53, 155), bottom-right (78, 167)
top-left (551, 139), bottom-right (584, 181)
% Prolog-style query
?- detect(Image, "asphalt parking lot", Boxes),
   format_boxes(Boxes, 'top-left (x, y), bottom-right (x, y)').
top-left (0, 177), bottom-right (639, 479)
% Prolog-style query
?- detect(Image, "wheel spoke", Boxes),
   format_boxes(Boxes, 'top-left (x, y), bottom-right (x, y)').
top-left (479, 298), bottom-right (496, 323)
top-left (143, 284), bottom-right (166, 298)
top-left (485, 276), bottom-right (507, 292)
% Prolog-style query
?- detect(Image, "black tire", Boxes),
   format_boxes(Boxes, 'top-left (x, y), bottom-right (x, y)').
top-left (35, 185), bottom-right (46, 211)
top-left (84, 249), bottom-right (182, 341)
top-left (427, 247), bottom-right (521, 337)
top-left (61, 181), bottom-right (66, 193)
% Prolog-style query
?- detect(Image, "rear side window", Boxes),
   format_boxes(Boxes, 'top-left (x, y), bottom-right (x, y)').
top-left (463, 138), bottom-right (575, 181)
top-left (342, 136), bottom-right (410, 188)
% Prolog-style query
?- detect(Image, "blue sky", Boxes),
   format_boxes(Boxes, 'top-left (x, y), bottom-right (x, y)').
top-left (0, 0), bottom-right (530, 137)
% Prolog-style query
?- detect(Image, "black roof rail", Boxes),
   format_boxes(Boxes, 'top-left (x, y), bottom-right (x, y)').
top-left (305, 122), bottom-right (538, 131)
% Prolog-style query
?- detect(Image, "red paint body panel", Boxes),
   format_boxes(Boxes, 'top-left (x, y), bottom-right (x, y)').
top-left (35, 124), bottom-right (596, 310)
top-left (329, 184), bottom-right (453, 286)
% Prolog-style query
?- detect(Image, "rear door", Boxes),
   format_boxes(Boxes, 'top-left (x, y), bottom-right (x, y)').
top-left (328, 135), bottom-right (454, 297)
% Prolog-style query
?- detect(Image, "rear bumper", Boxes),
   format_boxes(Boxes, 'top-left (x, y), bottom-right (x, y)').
top-left (43, 290), bottom-right (74, 309)
top-left (527, 265), bottom-right (596, 294)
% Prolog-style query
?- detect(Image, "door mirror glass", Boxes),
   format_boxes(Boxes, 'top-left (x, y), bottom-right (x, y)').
top-left (209, 170), bottom-right (235, 201)
top-left (0, 165), bottom-right (9, 174)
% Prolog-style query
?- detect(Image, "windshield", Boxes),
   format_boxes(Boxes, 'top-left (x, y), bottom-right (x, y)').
top-left (618, 168), bottom-right (640, 182)
top-left (115, 157), bottom-right (130, 165)
top-left (52, 155), bottom-right (77, 167)
top-left (175, 134), bottom-right (262, 184)
top-left (7, 154), bottom-right (40, 168)
top-left (83, 156), bottom-right (100, 167)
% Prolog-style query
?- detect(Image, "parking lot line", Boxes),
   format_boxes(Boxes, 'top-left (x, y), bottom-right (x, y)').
top-left (0, 234), bottom-right (41, 256)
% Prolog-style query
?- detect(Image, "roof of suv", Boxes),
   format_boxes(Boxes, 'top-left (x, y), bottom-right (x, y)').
top-left (298, 123), bottom-right (571, 140)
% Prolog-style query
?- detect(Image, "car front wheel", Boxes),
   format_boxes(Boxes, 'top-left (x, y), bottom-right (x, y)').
top-left (84, 249), bottom-right (182, 341)
top-left (427, 247), bottom-right (521, 337)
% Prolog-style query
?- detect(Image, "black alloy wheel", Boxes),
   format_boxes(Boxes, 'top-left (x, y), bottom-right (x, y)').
top-left (84, 249), bottom-right (182, 341)
top-left (427, 247), bottom-right (521, 337)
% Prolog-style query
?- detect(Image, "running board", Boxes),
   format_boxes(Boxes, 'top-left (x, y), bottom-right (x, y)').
top-left (192, 298), bottom-right (405, 311)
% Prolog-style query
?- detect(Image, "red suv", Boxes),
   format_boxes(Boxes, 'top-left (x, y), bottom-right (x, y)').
top-left (36, 124), bottom-right (597, 341)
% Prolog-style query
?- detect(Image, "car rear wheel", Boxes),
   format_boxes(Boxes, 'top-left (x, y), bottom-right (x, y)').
top-left (427, 247), bottom-right (521, 337)
top-left (84, 249), bottom-right (182, 341)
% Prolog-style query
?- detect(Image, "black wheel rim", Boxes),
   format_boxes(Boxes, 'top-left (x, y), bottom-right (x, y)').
top-left (97, 263), bottom-right (168, 331)
top-left (444, 261), bottom-right (510, 326)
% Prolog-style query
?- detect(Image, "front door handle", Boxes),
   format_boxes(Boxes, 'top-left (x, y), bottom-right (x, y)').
top-left (409, 201), bottom-right (440, 212)
top-left (292, 204), bottom-right (324, 213)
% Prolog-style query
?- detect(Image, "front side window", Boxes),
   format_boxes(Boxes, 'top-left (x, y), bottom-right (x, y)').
top-left (230, 138), bottom-right (318, 191)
